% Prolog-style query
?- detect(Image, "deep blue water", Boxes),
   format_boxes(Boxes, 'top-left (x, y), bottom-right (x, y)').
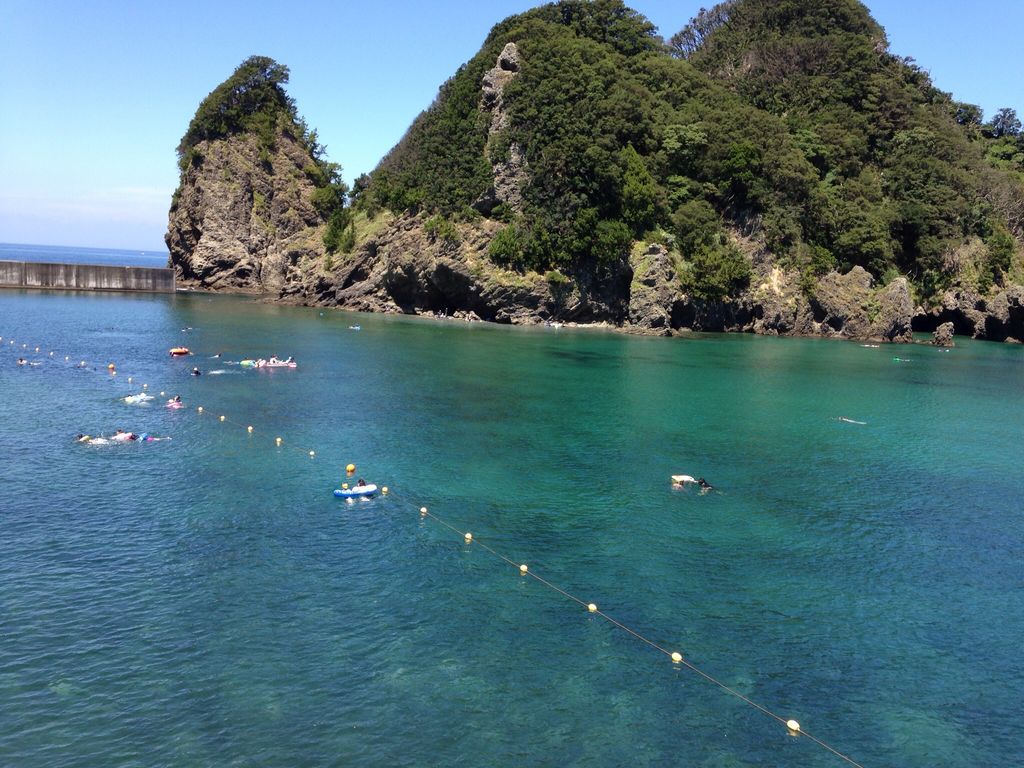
top-left (0, 242), bottom-right (168, 268)
top-left (1, 268), bottom-right (1022, 766)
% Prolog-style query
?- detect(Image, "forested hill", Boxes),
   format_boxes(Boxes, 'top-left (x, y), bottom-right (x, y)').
top-left (670, 0), bottom-right (1023, 295)
top-left (169, 1), bottom-right (1024, 340)
top-left (359, 0), bottom-right (1022, 306)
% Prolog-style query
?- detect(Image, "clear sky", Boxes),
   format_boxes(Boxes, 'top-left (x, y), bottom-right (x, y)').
top-left (1, 0), bottom-right (1020, 251)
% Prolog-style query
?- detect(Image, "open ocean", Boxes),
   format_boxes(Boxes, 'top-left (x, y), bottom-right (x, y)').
top-left (1, 244), bottom-right (1022, 767)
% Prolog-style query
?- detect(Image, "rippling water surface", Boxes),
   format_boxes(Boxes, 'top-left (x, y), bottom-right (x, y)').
top-left (1, 282), bottom-right (1022, 767)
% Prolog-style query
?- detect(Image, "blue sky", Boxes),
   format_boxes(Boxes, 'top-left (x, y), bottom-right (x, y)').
top-left (1, 0), bottom-right (1020, 251)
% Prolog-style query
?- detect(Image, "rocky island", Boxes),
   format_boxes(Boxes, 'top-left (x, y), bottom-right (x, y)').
top-left (167, 0), bottom-right (1024, 343)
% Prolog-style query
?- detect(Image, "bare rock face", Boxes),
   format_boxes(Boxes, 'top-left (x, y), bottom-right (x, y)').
top-left (979, 285), bottom-right (1024, 341)
top-left (802, 266), bottom-right (912, 342)
top-left (627, 244), bottom-right (680, 334)
top-left (477, 43), bottom-right (528, 215)
top-left (871, 277), bottom-right (914, 342)
top-left (932, 321), bottom-right (955, 346)
top-left (914, 285), bottom-right (1024, 342)
top-left (166, 131), bottom-right (325, 292)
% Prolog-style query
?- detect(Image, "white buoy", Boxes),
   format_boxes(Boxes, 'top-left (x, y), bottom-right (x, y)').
top-left (671, 651), bottom-right (683, 663)
top-left (787, 719), bottom-right (801, 734)
top-left (588, 603), bottom-right (598, 613)
top-left (519, 564), bottom-right (528, 574)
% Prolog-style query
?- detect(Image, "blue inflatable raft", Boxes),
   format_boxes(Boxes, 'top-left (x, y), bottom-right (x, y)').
top-left (334, 484), bottom-right (379, 498)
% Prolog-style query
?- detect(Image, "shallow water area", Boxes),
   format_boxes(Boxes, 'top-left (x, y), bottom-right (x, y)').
top-left (1, 277), bottom-right (1022, 766)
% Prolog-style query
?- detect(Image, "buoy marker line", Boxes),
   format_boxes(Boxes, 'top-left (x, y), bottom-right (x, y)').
top-left (6, 334), bottom-right (862, 765)
top-left (413, 501), bottom-right (865, 768)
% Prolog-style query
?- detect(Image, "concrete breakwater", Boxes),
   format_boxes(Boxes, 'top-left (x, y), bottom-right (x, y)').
top-left (0, 260), bottom-right (175, 293)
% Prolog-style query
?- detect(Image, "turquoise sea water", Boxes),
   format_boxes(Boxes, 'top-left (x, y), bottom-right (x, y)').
top-left (1, 264), bottom-right (1023, 766)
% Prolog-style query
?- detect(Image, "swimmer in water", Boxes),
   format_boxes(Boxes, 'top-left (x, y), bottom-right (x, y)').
top-left (697, 477), bottom-right (714, 493)
top-left (191, 367), bottom-right (201, 376)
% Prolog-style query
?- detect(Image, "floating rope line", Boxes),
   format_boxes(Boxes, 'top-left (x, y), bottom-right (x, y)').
top-left (5, 333), bottom-right (862, 765)
top-left (412, 501), bottom-right (865, 768)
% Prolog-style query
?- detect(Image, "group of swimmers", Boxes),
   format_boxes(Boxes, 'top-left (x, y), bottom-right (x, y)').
top-left (75, 429), bottom-right (170, 445)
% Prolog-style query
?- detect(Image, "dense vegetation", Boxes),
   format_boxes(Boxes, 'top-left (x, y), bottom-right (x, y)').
top-left (175, 56), bottom-right (352, 253)
top-left (362, 0), bottom-right (1022, 301)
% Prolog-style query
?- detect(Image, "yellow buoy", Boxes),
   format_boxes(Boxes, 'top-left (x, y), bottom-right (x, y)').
top-left (309, 451), bottom-right (315, 458)
top-left (346, 463), bottom-right (356, 473)
top-left (588, 603), bottom-right (598, 613)
top-left (671, 651), bottom-right (683, 663)
top-left (786, 720), bottom-right (801, 734)
top-left (342, 483), bottom-right (349, 490)
top-left (247, 425), bottom-right (253, 433)
top-left (107, 363), bottom-right (115, 370)
top-left (464, 532), bottom-right (473, 542)
top-left (275, 437), bottom-right (282, 445)
top-left (381, 486), bottom-right (389, 494)
top-left (219, 415), bottom-right (225, 422)
top-left (519, 564), bottom-right (528, 574)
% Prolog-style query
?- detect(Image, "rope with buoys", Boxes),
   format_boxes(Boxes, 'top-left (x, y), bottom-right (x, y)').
top-left (3, 332), bottom-right (863, 765)
top-left (410, 500), bottom-right (865, 768)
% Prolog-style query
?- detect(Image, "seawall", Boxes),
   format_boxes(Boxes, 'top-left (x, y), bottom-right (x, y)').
top-left (0, 261), bottom-right (175, 293)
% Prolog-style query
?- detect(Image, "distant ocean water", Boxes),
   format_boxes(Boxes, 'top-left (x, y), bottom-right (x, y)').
top-left (0, 242), bottom-right (169, 268)
top-left (1, 245), bottom-right (1022, 767)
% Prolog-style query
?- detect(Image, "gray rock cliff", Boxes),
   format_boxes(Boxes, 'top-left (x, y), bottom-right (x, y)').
top-left (166, 130), bottom-right (326, 292)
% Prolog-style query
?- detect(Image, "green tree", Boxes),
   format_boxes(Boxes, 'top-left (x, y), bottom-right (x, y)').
top-left (177, 56), bottom-right (293, 158)
top-left (991, 107), bottom-right (1022, 138)
top-left (619, 144), bottom-right (659, 234)
top-left (683, 243), bottom-right (751, 299)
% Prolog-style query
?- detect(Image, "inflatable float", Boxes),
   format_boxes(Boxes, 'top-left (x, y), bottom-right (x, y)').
top-left (240, 358), bottom-right (297, 369)
top-left (334, 484), bottom-right (379, 499)
top-left (169, 347), bottom-right (190, 356)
